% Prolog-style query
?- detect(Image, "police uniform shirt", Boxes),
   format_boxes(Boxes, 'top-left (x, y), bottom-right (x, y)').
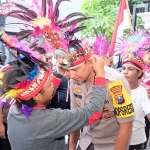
top-left (70, 66), bottom-right (134, 150)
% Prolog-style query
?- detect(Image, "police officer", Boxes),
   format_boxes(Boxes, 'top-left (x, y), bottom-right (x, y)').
top-left (54, 39), bottom-right (134, 150)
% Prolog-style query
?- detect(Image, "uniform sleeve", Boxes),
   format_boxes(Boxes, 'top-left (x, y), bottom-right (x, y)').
top-left (50, 79), bottom-right (106, 138)
top-left (141, 92), bottom-right (150, 115)
top-left (109, 77), bottom-right (134, 123)
top-left (70, 80), bottom-right (78, 109)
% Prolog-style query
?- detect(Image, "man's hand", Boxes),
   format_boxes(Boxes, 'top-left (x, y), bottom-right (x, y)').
top-left (90, 55), bottom-right (104, 77)
top-left (0, 122), bottom-right (5, 139)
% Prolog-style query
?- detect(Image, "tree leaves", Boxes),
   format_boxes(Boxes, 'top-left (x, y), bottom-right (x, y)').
top-left (79, 0), bottom-right (119, 41)
top-left (79, 0), bottom-right (143, 41)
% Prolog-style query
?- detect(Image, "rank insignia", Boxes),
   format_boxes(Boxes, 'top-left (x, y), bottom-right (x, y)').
top-left (104, 114), bottom-right (111, 119)
top-left (110, 85), bottom-right (125, 105)
top-left (103, 106), bottom-right (109, 112)
top-left (74, 87), bottom-right (82, 93)
top-left (76, 101), bottom-right (81, 106)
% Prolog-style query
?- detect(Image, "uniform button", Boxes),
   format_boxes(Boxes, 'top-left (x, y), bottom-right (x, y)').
top-left (103, 106), bottom-right (109, 112)
top-left (104, 114), bottom-right (111, 118)
top-left (77, 101), bottom-right (81, 106)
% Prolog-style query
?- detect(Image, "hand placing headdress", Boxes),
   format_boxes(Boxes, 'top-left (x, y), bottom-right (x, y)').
top-left (0, 0), bottom-right (93, 117)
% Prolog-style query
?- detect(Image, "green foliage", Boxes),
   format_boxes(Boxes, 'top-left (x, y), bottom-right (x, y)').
top-left (79, 0), bottom-right (119, 41)
top-left (79, 0), bottom-right (143, 41)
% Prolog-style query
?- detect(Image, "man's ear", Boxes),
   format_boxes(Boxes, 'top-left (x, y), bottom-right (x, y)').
top-left (86, 60), bottom-right (93, 68)
top-left (138, 70), bottom-right (143, 78)
top-left (33, 93), bottom-right (40, 102)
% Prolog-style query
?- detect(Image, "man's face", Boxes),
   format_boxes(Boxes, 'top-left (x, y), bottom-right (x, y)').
top-left (66, 61), bottom-right (92, 83)
top-left (122, 63), bottom-right (142, 84)
top-left (56, 56), bottom-right (64, 64)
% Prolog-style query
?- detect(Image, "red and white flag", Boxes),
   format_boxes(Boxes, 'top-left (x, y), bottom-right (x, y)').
top-left (110, 0), bottom-right (132, 64)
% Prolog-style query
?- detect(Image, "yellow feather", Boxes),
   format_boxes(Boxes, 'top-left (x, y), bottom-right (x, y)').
top-left (2, 89), bottom-right (24, 102)
top-left (31, 17), bottom-right (51, 28)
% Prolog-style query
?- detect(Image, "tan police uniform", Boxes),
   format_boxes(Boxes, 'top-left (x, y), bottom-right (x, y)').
top-left (70, 66), bottom-right (134, 150)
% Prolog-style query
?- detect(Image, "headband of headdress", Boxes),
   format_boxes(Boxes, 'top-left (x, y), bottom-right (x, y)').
top-left (0, 31), bottom-right (51, 102)
top-left (0, 0), bottom-right (92, 52)
top-left (54, 38), bottom-right (93, 69)
top-left (116, 28), bottom-right (150, 70)
top-left (93, 29), bottom-right (110, 57)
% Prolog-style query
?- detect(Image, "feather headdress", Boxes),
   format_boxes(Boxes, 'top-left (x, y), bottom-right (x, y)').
top-left (116, 28), bottom-right (150, 70)
top-left (0, 0), bottom-right (93, 117)
top-left (54, 38), bottom-right (93, 69)
top-left (0, 0), bottom-right (92, 52)
top-left (93, 29), bottom-right (110, 57)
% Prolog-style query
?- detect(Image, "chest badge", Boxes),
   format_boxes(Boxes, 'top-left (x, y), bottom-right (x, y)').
top-left (74, 87), bottom-right (82, 93)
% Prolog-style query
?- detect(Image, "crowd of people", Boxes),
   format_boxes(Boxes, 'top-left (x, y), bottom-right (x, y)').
top-left (0, 0), bottom-right (150, 150)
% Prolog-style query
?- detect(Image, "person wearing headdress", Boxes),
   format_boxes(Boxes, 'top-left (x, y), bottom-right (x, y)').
top-left (117, 28), bottom-right (150, 150)
top-left (0, 1), bottom-right (104, 150)
top-left (0, 23), bottom-right (109, 150)
top-left (54, 37), bottom-right (134, 150)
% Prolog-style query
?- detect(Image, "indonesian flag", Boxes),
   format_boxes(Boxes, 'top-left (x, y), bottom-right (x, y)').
top-left (110, 0), bottom-right (132, 64)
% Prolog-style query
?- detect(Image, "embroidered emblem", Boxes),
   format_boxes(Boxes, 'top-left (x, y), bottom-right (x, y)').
top-left (110, 85), bottom-right (125, 104)
top-left (76, 101), bottom-right (81, 106)
top-left (74, 87), bottom-right (82, 93)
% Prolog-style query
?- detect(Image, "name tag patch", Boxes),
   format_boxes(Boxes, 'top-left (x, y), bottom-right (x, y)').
top-left (114, 103), bottom-right (134, 117)
top-left (73, 93), bottom-right (82, 99)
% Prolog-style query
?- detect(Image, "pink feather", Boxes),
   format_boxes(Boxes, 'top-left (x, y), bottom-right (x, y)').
top-left (94, 37), bottom-right (108, 56)
top-left (69, 24), bottom-right (77, 32)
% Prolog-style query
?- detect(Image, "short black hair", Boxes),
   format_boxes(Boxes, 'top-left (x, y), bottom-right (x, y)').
top-left (2, 64), bottom-right (37, 108)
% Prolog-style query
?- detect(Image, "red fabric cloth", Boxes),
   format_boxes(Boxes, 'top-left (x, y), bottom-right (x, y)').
top-left (87, 112), bottom-right (102, 126)
top-left (94, 77), bottom-right (106, 86)
top-left (51, 76), bottom-right (61, 88)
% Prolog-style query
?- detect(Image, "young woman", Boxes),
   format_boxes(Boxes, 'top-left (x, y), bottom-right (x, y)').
top-left (0, 55), bottom-right (106, 150)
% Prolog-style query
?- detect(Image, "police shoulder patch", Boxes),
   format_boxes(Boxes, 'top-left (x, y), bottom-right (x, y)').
top-left (109, 81), bottom-right (134, 118)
